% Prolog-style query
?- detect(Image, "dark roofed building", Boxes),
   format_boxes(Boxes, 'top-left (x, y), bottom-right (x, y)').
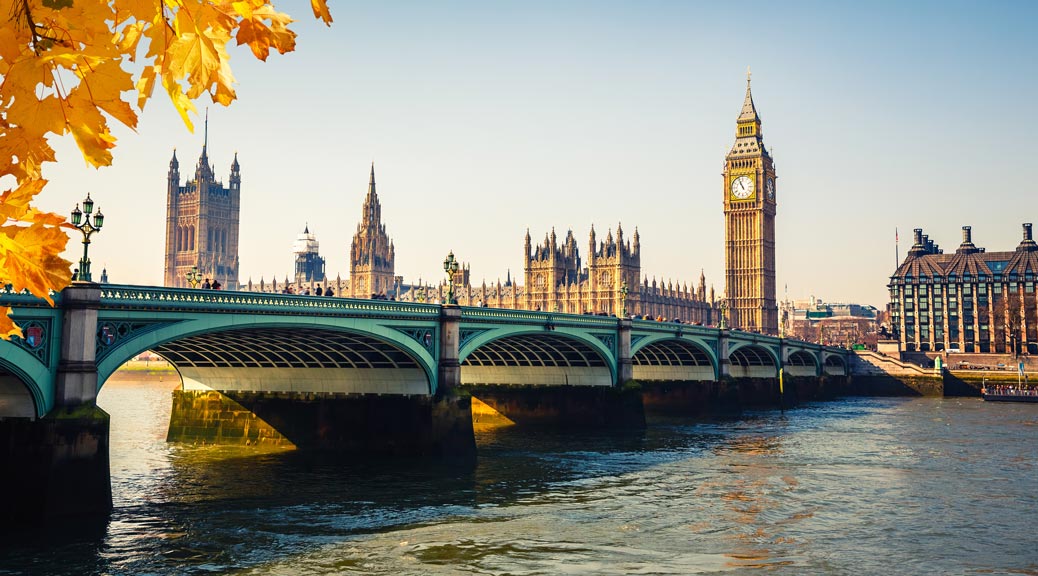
top-left (889, 224), bottom-right (1038, 354)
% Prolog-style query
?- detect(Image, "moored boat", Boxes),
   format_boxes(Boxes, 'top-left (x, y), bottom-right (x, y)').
top-left (981, 386), bottom-right (1038, 403)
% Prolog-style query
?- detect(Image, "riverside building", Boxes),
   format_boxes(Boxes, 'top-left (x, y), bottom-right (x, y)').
top-left (889, 225), bottom-right (1038, 354)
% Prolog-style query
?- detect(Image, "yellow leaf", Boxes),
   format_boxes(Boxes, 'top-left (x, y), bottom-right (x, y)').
top-left (311, 0), bottom-right (333, 25)
top-left (162, 74), bottom-right (197, 131)
top-left (65, 96), bottom-right (118, 167)
top-left (74, 58), bottom-right (139, 130)
top-left (0, 221), bottom-right (72, 307)
top-left (117, 21), bottom-right (146, 58)
top-left (0, 126), bottom-right (58, 181)
top-left (0, 179), bottom-right (47, 221)
top-left (0, 312), bottom-right (23, 341)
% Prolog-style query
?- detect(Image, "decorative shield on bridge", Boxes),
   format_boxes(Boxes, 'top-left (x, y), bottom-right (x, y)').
top-left (100, 324), bottom-right (116, 347)
top-left (24, 325), bottom-right (43, 349)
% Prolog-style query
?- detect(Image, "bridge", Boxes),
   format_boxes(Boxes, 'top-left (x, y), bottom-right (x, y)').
top-left (0, 282), bottom-right (849, 521)
top-left (1, 283), bottom-right (850, 419)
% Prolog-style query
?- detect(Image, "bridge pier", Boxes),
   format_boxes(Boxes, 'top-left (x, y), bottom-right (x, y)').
top-left (617, 318), bottom-right (633, 385)
top-left (0, 283), bottom-right (112, 525)
top-left (167, 390), bottom-right (475, 459)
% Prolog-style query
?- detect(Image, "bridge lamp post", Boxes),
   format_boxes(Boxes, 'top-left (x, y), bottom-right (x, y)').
top-left (185, 266), bottom-right (203, 288)
top-left (620, 280), bottom-right (629, 318)
top-left (443, 251), bottom-right (459, 305)
top-left (70, 193), bottom-right (104, 282)
top-left (719, 297), bottom-right (728, 330)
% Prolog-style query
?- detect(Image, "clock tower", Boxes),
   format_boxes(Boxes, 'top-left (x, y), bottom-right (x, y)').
top-left (723, 70), bottom-right (778, 335)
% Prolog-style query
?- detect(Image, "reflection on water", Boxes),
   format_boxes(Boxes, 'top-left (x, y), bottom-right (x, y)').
top-left (1, 381), bottom-right (1036, 575)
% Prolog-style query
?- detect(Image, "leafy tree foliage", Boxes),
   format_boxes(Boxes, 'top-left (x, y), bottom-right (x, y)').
top-left (0, 0), bottom-right (332, 337)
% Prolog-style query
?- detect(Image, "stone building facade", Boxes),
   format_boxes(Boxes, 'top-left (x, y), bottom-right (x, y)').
top-left (779, 297), bottom-right (880, 346)
top-left (723, 72), bottom-right (778, 334)
top-left (348, 164), bottom-right (397, 298)
top-left (163, 132), bottom-right (241, 290)
top-left (396, 225), bottom-right (718, 324)
top-left (889, 225), bottom-right (1038, 354)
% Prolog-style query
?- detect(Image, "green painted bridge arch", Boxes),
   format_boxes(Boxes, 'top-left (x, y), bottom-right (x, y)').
top-left (457, 309), bottom-right (619, 387)
top-left (92, 286), bottom-right (442, 399)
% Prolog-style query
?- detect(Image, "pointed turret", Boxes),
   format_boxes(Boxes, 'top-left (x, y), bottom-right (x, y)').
top-left (738, 67), bottom-right (759, 123)
top-left (229, 151), bottom-right (241, 190)
top-left (168, 148), bottom-right (180, 183)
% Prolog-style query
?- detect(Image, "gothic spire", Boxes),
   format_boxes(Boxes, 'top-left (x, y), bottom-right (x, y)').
top-left (368, 162), bottom-right (377, 198)
top-left (170, 148), bottom-right (179, 168)
top-left (739, 67), bottom-right (759, 123)
top-left (196, 108), bottom-right (213, 180)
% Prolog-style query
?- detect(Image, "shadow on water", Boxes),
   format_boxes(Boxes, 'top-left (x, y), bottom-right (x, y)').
top-left (0, 392), bottom-right (903, 576)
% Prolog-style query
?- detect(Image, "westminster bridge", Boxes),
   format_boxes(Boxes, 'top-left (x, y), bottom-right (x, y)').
top-left (0, 283), bottom-right (850, 521)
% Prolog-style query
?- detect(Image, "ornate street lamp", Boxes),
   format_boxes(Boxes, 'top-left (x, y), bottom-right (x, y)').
top-left (719, 296), bottom-right (729, 330)
top-left (620, 280), bottom-right (629, 318)
top-left (185, 266), bottom-right (203, 288)
top-left (70, 193), bottom-right (104, 282)
top-left (443, 251), bottom-right (459, 305)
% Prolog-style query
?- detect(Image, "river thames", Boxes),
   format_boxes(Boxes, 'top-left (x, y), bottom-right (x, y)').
top-left (3, 379), bottom-right (1036, 575)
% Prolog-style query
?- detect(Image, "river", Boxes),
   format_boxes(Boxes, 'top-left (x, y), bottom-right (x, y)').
top-left (2, 379), bottom-right (1036, 575)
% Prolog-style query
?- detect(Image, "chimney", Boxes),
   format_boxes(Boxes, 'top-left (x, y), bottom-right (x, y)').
top-left (908, 228), bottom-right (928, 257)
top-left (1018, 223), bottom-right (1037, 252)
top-left (957, 225), bottom-right (979, 255)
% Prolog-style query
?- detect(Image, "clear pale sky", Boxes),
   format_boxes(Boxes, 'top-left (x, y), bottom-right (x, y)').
top-left (37, 1), bottom-right (1037, 307)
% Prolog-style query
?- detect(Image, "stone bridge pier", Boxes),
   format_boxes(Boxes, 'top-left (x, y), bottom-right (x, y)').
top-left (1, 283), bottom-right (112, 524)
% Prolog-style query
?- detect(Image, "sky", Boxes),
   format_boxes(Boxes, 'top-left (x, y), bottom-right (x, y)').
top-left (35, 0), bottom-right (1038, 307)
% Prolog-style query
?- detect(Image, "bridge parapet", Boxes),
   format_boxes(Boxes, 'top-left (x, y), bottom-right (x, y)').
top-left (460, 307), bottom-right (619, 329)
top-left (97, 285), bottom-right (441, 317)
top-left (0, 286), bottom-right (59, 308)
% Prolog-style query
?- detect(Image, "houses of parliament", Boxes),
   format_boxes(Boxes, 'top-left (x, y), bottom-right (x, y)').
top-left (163, 74), bottom-right (779, 334)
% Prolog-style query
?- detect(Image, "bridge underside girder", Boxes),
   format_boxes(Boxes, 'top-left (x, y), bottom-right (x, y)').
top-left (729, 345), bottom-right (777, 379)
top-left (153, 328), bottom-right (430, 395)
top-left (785, 350), bottom-right (818, 377)
top-left (632, 339), bottom-right (714, 381)
top-left (461, 333), bottom-right (611, 387)
top-left (824, 355), bottom-right (847, 376)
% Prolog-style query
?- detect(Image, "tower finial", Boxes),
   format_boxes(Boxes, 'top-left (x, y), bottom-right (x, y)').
top-left (738, 67), bottom-right (759, 123)
top-left (204, 107), bottom-right (209, 152)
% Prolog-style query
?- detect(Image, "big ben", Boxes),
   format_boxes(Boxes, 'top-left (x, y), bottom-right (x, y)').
top-left (723, 70), bottom-right (778, 335)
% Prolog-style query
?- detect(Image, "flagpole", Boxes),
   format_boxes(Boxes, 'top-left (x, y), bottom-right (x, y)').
top-left (895, 227), bottom-right (899, 269)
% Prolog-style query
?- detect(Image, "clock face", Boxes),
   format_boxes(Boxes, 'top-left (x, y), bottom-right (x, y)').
top-left (731, 175), bottom-right (754, 200)
top-left (766, 178), bottom-right (775, 200)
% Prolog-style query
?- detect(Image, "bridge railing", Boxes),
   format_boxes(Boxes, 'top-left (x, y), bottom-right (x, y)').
top-left (459, 307), bottom-right (620, 328)
top-left (98, 285), bottom-right (442, 317)
top-left (0, 285), bottom-right (60, 308)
